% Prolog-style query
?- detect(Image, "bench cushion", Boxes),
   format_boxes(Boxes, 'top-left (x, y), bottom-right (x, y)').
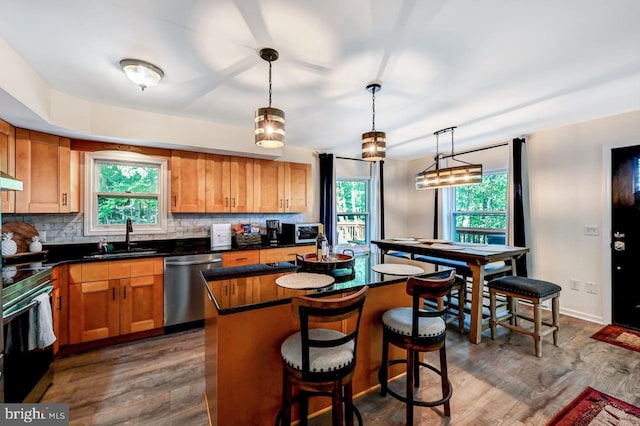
top-left (488, 276), bottom-right (561, 298)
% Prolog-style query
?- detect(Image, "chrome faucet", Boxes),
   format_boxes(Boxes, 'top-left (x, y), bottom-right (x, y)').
top-left (125, 218), bottom-right (134, 250)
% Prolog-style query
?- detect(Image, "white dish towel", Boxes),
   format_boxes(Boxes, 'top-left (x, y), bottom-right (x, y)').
top-left (27, 293), bottom-right (57, 350)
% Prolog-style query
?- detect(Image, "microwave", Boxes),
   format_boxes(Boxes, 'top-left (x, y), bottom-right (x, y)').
top-left (281, 223), bottom-right (322, 244)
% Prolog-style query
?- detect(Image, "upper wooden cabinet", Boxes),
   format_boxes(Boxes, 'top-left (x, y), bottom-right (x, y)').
top-left (253, 160), bottom-right (311, 213)
top-left (14, 129), bottom-right (79, 213)
top-left (0, 119), bottom-right (16, 213)
top-left (171, 150), bottom-right (206, 212)
top-left (204, 155), bottom-right (254, 213)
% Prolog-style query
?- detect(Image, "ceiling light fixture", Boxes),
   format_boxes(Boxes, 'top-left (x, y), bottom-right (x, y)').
top-left (255, 48), bottom-right (285, 148)
top-left (415, 126), bottom-right (483, 190)
top-left (362, 82), bottom-right (386, 161)
top-left (119, 59), bottom-right (164, 91)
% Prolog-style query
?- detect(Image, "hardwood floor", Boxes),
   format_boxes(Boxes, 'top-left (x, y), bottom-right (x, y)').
top-left (41, 315), bottom-right (639, 425)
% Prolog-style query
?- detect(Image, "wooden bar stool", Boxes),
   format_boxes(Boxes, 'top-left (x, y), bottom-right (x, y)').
top-left (488, 276), bottom-right (561, 357)
top-left (378, 270), bottom-right (457, 425)
top-left (276, 286), bottom-right (368, 426)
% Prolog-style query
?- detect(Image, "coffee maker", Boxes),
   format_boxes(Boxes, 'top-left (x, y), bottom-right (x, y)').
top-left (266, 220), bottom-right (280, 247)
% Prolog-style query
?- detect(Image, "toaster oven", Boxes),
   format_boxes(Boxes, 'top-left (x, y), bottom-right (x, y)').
top-left (280, 223), bottom-right (321, 244)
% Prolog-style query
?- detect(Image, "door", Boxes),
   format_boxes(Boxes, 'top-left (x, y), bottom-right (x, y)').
top-left (611, 145), bottom-right (640, 331)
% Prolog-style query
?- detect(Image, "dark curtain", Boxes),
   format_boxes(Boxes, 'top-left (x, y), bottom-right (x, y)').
top-left (379, 160), bottom-right (385, 239)
top-left (319, 153), bottom-right (335, 245)
top-left (512, 138), bottom-right (528, 276)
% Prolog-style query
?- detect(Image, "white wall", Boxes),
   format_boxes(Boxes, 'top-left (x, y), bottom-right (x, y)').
top-left (527, 109), bottom-right (640, 323)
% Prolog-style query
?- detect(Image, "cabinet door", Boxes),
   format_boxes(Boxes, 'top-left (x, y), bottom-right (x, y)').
top-left (253, 274), bottom-right (282, 303)
top-left (54, 265), bottom-right (69, 348)
top-left (120, 274), bottom-right (164, 334)
top-left (15, 130), bottom-right (71, 213)
top-left (230, 156), bottom-right (254, 212)
top-left (0, 119), bottom-right (16, 213)
top-left (212, 280), bottom-right (230, 309)
top-left (52, 286), bottom-right (60, 355)
top-left (229, 277), bottom-right (255, 307)
top-left (171, 150), bottom-right (206, 212)
top-left (285, 162), bottom-right (312, 213)
top-left (69, 279), bottom-right (119, 344)
top-left (253, 159), bottom-right (285, 212)
top-left (205, 154), bottom-right (231, 212)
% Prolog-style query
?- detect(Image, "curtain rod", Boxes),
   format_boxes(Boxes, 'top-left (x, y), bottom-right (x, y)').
top-left (440, 142), bottom-right (508, 160)
top-left (335, 156), bottom-right (370, 162)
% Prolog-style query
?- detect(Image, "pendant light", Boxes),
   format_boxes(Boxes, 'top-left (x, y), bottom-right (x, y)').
top-left (415, 126), bottom-right (483, 189)
top-left (361, 82), bottom-right (386, 161)
top-left (120, 59), bottom-right (164, 91)
top-left (255, 48), bottom-right (285, 148)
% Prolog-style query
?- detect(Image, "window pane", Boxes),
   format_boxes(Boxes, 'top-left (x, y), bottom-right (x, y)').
top-left (337, 214), bottom-right (367, 245)
top-left (97, 162), bottom-right (159, 194)
top-left (336, 181), bottom-right (367, 213)
top-left (453, 173), bottom-right (507, 244)
top-left (97, 196), bottom-right (158, 225)
top-left (455, 174), bottom-right (507, 211)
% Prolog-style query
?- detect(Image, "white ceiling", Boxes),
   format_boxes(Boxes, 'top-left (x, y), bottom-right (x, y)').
top-left (0, 0), bottom-right (639, 159)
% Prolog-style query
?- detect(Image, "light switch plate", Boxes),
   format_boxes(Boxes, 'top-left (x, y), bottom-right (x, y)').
top-left (584, 225), bottom-right (599, 236)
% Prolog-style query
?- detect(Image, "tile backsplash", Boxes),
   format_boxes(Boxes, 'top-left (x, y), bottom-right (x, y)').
top-left (2, 213), bottom-right (309, 245)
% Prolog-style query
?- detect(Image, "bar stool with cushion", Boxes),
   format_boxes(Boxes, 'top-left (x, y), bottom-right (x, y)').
top-left (488, 276), bottom-right (561, 357)
top-left (378, 270), bottom-right (457, 425)
top-left (277, 286), bottom-right (368, 426)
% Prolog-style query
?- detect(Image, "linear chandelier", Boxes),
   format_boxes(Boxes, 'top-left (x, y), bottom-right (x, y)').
top-left (361, 82), bottom-right (386, 161)
top-left (415, 126), bottom-right (483, 190)
top-left (255, 48), bottom-right (285, 148)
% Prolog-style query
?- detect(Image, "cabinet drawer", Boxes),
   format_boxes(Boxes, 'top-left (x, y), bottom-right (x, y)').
top-left (69, 262), bottom-right (110, 283)
top-left (259, 245), bottom-right (314, 264)
top-left (129, 258), bottom-right (157, 277)
top-left (222, 250), bottom-right (260, 267)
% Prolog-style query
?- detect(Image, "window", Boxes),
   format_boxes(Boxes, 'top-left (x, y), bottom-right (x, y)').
top-left (452, 172), bottom-right (507, 244)
top-left (336, 179), bottom-right (369, 246)
top-left (84, 151), bottom-right (167, 236)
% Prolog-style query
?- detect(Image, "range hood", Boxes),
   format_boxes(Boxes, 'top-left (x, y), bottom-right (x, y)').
top-left (0, 171), bottom-right (23, 191)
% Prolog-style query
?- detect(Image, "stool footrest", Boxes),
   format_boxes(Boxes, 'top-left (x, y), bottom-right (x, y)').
top-left (380, 359), bottom-right (453, 408)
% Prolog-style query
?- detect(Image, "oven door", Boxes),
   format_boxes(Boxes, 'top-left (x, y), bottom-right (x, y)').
top-left (2, 284), bottom-right (54, 403)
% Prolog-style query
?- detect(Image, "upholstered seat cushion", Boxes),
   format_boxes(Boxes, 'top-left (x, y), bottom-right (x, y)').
top-left (382, 307), bottom-right (446, 337)
top-left (281, 329), bottom-right (354, 372)
top-left (488, 276), bottom-right (561, 298)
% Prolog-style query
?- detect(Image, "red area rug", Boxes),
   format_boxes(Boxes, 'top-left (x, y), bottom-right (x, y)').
top-left (547, 387), bottom-right (640, 425)
top-left (591, 324), bottom-right (640, 353)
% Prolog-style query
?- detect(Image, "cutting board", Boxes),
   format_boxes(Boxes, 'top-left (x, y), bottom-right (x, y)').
top-left (2, 222), bottom-right (40, 253)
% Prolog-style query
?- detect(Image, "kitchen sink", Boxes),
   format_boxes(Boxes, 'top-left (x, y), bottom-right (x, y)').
top-left (83, 249), bottom-right (158, 260)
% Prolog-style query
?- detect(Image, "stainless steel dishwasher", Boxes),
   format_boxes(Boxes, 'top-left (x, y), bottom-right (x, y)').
top-left (164, 253), bottom-right (222, 327)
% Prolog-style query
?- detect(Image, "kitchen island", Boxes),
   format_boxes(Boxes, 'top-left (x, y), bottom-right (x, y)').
top-left (202, 254), bottom-right (429, 426)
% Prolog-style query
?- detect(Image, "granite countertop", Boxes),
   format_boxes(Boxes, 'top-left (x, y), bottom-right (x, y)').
top-left (203, 253), bottom-right (445, 315)
top-left (9, 237), bottom-right (313, 267)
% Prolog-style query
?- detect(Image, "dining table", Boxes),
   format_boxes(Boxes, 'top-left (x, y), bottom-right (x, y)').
top-left (372, 238), bottom-right (529, 344)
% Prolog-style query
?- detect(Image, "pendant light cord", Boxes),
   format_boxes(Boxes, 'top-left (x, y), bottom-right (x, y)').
top-left (268, 60), bottom-right (273, 107)
top-left (371, 87), bottom-right (376, 131)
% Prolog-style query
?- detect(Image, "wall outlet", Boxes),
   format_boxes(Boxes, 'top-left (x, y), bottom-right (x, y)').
top-left (586, 281), bottom-right (598, 294)
top-left (570, 279), bottom-right (580, 291)
top-left (584, 225), bottom-right (599, 236)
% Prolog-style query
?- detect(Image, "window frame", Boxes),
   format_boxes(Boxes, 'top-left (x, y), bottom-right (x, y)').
top-left (83, 150), bottom-right (168, 236)
top-left (449, 169), bottom-right (508, 244)
top-left (335, 178), bottom-right (370, 247)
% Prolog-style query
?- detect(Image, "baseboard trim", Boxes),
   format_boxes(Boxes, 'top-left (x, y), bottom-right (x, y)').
top-left (559, 307), bottom-right (604, 325)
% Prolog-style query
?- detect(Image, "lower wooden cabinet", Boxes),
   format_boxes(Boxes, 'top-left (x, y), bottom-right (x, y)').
top-left (259, 245), bottom-right (314, 264)
top-left (68, 258), bottom-right (163, 344)
top-left (222, 250), bottom-right (260, 267)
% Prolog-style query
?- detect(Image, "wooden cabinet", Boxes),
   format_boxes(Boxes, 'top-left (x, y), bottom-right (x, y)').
top-left (68, 258), bottom-right (163, 344)
top-left (52, 265), bottom-right (69, 355)
top-left (212, 277), bottom-right (256, 309)
top-left (253, 160), bottom-right (311, 213)
top-left (14, 129), bottom-right (79, 213)
top-left (222, 250), bottom-right (260, 267)
top-left (171, 150), bottom-right (206, 212)
top-left (259, 245), bottom-right (314, 264)
top-left (0, 119), bottom-right (16, 213)
top-left (205, 155), bottom-right (254, 213)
